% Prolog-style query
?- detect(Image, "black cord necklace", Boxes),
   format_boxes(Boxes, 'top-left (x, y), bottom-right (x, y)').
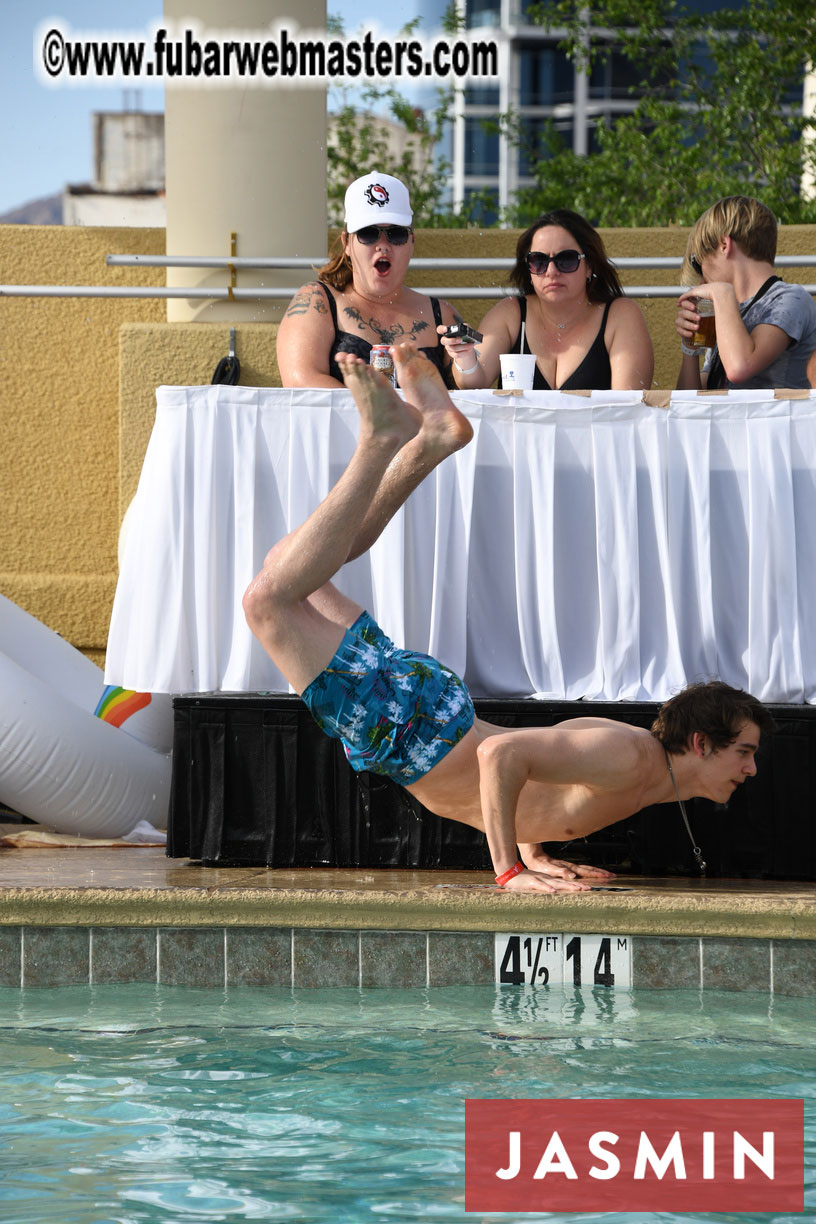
top-left (664, 748), bottom-right (706, 875)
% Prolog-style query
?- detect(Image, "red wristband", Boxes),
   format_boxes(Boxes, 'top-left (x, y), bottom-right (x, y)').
top-left (495, 860), bottom-right (525, 887)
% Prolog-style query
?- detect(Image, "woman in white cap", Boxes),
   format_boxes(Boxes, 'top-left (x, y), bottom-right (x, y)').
top-left (277, 172), bottom-right (460, 388)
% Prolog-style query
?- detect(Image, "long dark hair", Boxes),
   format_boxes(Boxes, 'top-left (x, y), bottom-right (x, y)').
top-left (508, 209), bottom-right (622, 303)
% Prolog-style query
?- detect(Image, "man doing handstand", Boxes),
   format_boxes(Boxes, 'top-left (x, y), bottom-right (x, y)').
top-left (243, 346), bottom-right (772, 893)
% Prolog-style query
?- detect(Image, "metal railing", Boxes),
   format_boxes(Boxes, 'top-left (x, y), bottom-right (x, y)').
top-left (1, 253), bottom-right (814, 300)
top-left (104, 253), bottom-right (816, 270)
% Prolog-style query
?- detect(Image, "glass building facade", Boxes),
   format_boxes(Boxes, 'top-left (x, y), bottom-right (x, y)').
top-left (414, 0), bottom-right (776, 220)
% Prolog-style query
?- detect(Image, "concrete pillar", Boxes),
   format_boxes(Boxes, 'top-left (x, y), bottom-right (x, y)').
top-left (163, 0), bottom-right (327, 322)
top-left (572, 7), bottom-right (590, 158)
top-left (803, 64), bottom-right (816, 201)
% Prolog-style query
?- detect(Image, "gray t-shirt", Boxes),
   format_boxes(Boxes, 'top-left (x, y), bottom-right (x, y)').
top-left (703, 279), bottom-right (816, 389)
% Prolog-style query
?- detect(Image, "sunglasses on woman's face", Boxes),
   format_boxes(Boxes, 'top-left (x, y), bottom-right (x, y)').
top-left (354, 225), bottom-right (413, 246)
top-left (526, 249), bottom-right (586, 275)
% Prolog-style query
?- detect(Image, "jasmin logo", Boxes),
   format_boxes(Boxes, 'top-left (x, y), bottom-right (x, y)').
top-left (465, 1099), bottom-right (804, 1212)
top-left (365, 183), bottom-right (390, 207)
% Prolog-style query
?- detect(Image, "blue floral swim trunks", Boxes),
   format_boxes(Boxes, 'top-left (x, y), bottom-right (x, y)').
top-left (301, 611), bottom-right (475, 785)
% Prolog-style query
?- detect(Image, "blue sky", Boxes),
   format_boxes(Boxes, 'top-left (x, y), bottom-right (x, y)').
top-left (2, 0), bottom-right (427, 215)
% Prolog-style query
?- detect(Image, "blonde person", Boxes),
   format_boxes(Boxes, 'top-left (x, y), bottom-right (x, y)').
top-left (439, 208), bottom-right (654, 391)
top-left (676, 195), bottom-right (816, 390)
top-left (276, 172), bottom-right (459, 388)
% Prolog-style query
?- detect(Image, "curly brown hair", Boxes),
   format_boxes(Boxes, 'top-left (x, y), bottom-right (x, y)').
top-left (650, 680), bottom-right (774, 754)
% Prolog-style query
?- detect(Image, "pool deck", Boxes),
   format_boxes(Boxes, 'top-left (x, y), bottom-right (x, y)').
top-left (0, 833), bottom-right (813, 940)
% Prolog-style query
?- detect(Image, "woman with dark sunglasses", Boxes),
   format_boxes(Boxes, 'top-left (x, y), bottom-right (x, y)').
top-left (277, 172), bottom-right (459, 388)
top-left (440, 209), bottom-right (653, 392)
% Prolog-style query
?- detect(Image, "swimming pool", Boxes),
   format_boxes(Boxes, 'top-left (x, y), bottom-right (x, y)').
top-left (0, 984), bottom-right (812, 1223)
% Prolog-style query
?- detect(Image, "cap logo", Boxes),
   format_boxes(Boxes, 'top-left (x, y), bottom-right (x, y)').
top-left (365, 184), bottom-right (390, 208)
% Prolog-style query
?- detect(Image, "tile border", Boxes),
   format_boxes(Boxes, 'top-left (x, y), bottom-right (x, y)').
top-left (0, 926), bottom-right (813, 993)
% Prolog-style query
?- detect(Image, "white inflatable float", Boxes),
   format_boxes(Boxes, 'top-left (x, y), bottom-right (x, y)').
top-left (0, 593), bottom-right (173, 838)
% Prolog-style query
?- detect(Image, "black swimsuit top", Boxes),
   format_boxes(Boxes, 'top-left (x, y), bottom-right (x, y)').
top-left (322, 284), bottom-right (450, 386)
top-left (500, 297), bottom-right (613, 390)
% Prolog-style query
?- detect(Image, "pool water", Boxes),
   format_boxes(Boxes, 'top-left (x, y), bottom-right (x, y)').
top-left (0, 984), bottom-right (812, 1223)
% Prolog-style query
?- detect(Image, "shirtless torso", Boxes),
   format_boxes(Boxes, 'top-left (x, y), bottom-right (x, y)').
top-left (405, 709), bottom-right (760, 892)
top-left (405, 717), bottom-right (661, 840)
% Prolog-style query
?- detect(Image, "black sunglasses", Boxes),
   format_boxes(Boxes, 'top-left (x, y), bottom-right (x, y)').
top-left (689, 254), bottom-right (703, 276)
top-left (526, 249), bottom-right (586, 275)
top-left (354, 225), bottom-right (413, 246)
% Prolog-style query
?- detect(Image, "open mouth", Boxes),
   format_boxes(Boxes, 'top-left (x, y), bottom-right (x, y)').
top-left (374, 257), bottom-right (391, 274)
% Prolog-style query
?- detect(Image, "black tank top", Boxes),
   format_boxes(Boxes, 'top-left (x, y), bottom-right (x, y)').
top-left (322, 284), bottom-right (451, 386)
top-left (500, 297), bottom-right (613, 390)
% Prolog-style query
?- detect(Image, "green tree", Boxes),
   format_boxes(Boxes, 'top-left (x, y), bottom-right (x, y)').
top-left (326, 10), bottom-right (489, 227)
top-left (509, 0), bottom-right (816, 226)
top-left (327, 77), bottom-right (454, 226)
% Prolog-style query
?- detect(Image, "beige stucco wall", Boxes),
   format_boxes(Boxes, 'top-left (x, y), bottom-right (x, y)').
top-left (3, 222), bottom-right (815, 665)
top-left (0, 225), bottom-right (165, 665)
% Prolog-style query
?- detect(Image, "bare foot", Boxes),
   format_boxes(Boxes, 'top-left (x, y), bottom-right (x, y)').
top-left (337, 353), bottom-right (422, 447)
top-left (392, 343), bottom-right (474, 457)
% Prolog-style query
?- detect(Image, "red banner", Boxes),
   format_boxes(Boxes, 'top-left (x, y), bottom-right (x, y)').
top-left (465, 1098), bottom-right (804, 1212)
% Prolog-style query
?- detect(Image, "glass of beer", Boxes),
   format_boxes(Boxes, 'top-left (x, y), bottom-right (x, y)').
top-left (691, 297), bottom-right (716, 350)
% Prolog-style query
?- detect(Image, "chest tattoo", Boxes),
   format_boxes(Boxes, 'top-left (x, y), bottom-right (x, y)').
top-left (343, 307), bottom-right (430, 345)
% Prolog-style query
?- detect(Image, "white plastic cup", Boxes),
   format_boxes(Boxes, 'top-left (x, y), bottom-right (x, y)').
top-left (500, 353), bottom-right (537, 389)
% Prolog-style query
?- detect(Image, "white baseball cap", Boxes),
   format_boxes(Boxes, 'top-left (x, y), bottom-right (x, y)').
top-left (344, 172), bottom-right (413, 233)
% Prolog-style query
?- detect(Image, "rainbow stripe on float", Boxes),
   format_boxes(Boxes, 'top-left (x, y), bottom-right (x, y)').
top-left (93, 685), bottom-right (151, 728)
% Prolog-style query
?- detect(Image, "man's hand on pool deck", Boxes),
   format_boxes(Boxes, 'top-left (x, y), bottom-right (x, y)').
top-left (499, 867), bottom-right (594, 893)
top-left (519, 844), bottom-right (616, 883)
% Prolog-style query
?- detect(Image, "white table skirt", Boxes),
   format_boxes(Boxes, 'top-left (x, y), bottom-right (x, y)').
top-left (105, 386), bottom-right (816, 703)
